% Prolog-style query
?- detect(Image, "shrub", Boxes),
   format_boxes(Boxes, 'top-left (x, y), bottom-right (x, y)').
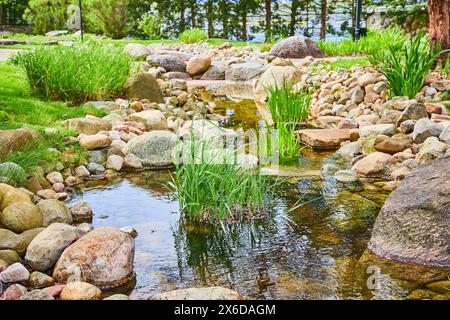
top-left (14, 44), bottom-right (133, 104)
top-left (179, 28), bottom-right (208, 44)
top-left (139, 13), bottom-right (162, 40)
top-left (84, 0), bottom-right (131, 39)
top-left (23, 0), bottom-right (70, 34)
top-left (370, 33), bottom-right (441, 98)
top-left (169, 128), bottom-right (275, 223)
top-left (317, 27), bottom-right (405, 56)
top-left (266, 82), bottom-right (311, 158)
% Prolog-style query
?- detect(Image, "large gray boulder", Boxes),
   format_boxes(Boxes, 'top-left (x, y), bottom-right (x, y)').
top-left (149, 54), bottom-right (187, 72)
top-left (123, 131), bottom-right (177, 168)
top-left (269, 36), bottom-right (325, 59)
top-left (124, 72), bottom-right (164, 102)
top-left (368, 155), bottom-right (450, 267)
top-left (225, 62), bottom-right (266, 81)
top-left (253, 66), bottom-right (303, 101)
top-left (124, 43), bottom-right (150, 58)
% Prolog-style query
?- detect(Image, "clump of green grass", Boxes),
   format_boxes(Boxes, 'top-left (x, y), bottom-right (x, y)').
top-left (169, 129), bottom-right (275, 224)
top-left (369, 33), bottom-right (441, 98)
top-left (266, 82), bottom-right (311, 159)
top-left (317, 27), bottom-right (406, 56)
top-left (179, 28), bottom-right (208, 44)
top-left (13, 44), bottom-right (133, 104)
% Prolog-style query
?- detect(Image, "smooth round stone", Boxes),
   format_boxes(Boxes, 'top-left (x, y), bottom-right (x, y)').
top-left (60, 282), bottom-right (102, 300)
top-left (0, 202), bottom-right (43, 233)
top-left (0, 262), bottom-right (30, 283)
top-left (19, 290), bottom-right (55, 300)
top-left (334, 170), bottom-right (359, 183)
top-left (29, 271), bottom-right (55, 289)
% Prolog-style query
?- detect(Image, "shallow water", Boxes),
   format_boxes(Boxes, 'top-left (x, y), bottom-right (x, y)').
top-left (69, 99), bottom-right (418, 300)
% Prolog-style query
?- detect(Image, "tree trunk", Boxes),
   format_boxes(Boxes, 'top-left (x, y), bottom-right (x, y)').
top-left (180, 1), bottom-right (186, 33)
top-left (190, 0), bottom-right (196, 28)
top-left (207, 0), bottom-right (214, 38)
top-left (0, 4), bottom-right (3, 27)
top-left (320, 0), bottom-right (327, 40)
top-left (429, 0), bottom-right (450, 49)
top-left (242, 11), bottom-right (248, 41)
top-left (265, 0), bottom-right (272, 42)
top-left (289, 0), bottom-right (300, 36)
top-left (220, 0), bottom-right (229, 39)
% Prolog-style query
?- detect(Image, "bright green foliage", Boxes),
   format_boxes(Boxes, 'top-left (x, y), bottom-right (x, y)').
top-left (84, 0), bottom-right (131, 39)
top-left (139, 13), bottom-right (162, 40)
top-left (266, 82), bottom-right (311, 159)
top-left (169, 129), bottom-right (275, 223)
top-left (317, 28), bottom-right (406, 56)
top-left (13, 44), bottom-right (133, 104)
top-left (23, 0), bottom-right (71, 34)
top-left (179, 28), bottom-right (208, 44)
top-left (370, 33), bottom-right (441, 98)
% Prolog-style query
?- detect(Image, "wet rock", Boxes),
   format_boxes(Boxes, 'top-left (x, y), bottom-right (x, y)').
top-left (29, 271), bottom-right (55, 288)
top-left (352, 152), bottom-right (394, 178)
top-left (20, 289), bottom-right (55, 300)
top-left (25, 223), bottom-right (85, 272)
top-left (407, 289), bottom-right (437, 300)
top-left (368, 155), bottom-right (450, 267)
top-left (426, 280), bottom-right (450, 294)
top-left (0, 183), bottom-right (32, 211)
top-left (415, 137), bottom-right (448, 164)
top-left (79, 134), bottom-right (112, 150)
top-left (128, 110), bottom-right (167, 131)
top-left (321, 164), bottom-right (339, 178)
top-left (123, 131), bottom-right (177, 168)
top-left (64, 117), bottom-right (112, 135)
top-left (124, 72), bottom-right (164, 102)
top-left (1, 284), bottom-right (27, 300)
top-left (269, 36), bottom-right (324, 59)
top-left (359, 124), bottom-right (397, 138)
top-left (37, 199), bottom-right (72, 226)
top-left (150, 287), bottom-right (244, 300)
top-left (334, 170), bottom-right (358, 183)
top-left (0, 202), bottom-right (42, 233)
top-left (412, 118), bottom-right (444, 144)
top-left (70, 201), bottom-right (93, 223)
top-left (297, 129), bottom-right (350, 149)
top-left (0, 262), bottom-right (29, 283)
top-left (53, 227), bottom-right (135, 288)
top-left (186, 56), bottom-right (211, 76)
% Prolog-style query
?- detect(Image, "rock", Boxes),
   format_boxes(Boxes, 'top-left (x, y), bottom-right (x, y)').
top-left (29, 271), bottom-right (55, 288)
top-left (59, 282), bottom-right (102, 300)
top-left (124, 72), bottom-right (164, 102)
top-left (374, 135), bottom-right (411, 154)
top-left (356, 114), bottom-right (380, 127)
top-left (150, 287), bottom-right (244, 300)
top-left (79, 134), bottom-right (112, 150)
top-left (254, 66), bottom-right (303, 101)
top-left (412, 118), bottom-right (444, 144)
top-left (0, 259), bottom-right (8, 272)
top-left (357, 73), bottom-right (378, 87)
top-left (337, 142), bottom-right (361, 158)
top-left (19, 289), bottom-right (55, 300)
top-left (425, 103), bottom-right (443, 115)
top-left (321, 164), bottom-right (339, 178)
top-left (52, 183), bottom-right (65, 193)
top-left (352, 152), bottom-right (394, 178)
top-left (351, 86), bottom-right (365, 104)
top-left (162, 71), bottom-right (192, 80)
top-left (225, 62), bottom-right (266, 81)
top-left (334, 170), bottom-right (358, 183)
top-left (399, 120), bottom-right (416, 134)
top-left (103, 294), bottom-right (129, 300)
top-left (25, 223), bottom-right (85, 272)
top-left (0, 229), bottom-right (27, 254)
top-left (87, 163), bottom-right (106, 174)
top-left (42, 284), bottom-right (66, 298)
top-left (119, 226), bottom-right (138, 238)
top-left (74, 165), bottom-right (90, 178)
top-left (426, 280), bottom-right (450, 294)
top-left (407, 289), bottom-right (437, 300)
top-left (383, 180), bottom-right (401, 192)
top-left (128, 110), bottom-right (167, 131)
top-left (0, 128), bottom-right (41, 158)
top-left (297, 129), bottom-right (350, 149)
top-left (20, 228), bottom-right (45, 249)
top-left (390, 166), bottom-right (411, 180)
top-left (149, 54), bottom-right (187, 72)
top-left (53, 227), bottom-right (135, 288)
top-left (36, 189), bottom-right (59, 200)
top-left (106, 155), bottom-right (124, 171)
top-left (201, 65), bottom-right (226, 80)
top-left (0, 202), bottom-right (42, 233)
top-left (0, 263), bottom-right (29, 283)
top-left (373, 81), bottom-right (388, 94)
top-left (64, 117), bottom-right (112, 135)
top-left (338, 118), bottom-right (358, 129)
top-left (70, 201), bottom-right (93, 223)
top-left (397, 102), bottom-right (428, 126)
top-left (124, 43), bottom-right (149, 58)
top-left (368, 155), bottom-right (450, 267)
top-left (123, 154), bottom-right (143, 169)
top-left (76, 223), bottom-right (94, 233)
top-left (360, 124), bottom-right (397, 138)
top-left (45, 171), bottom-right (63, 185)
top-left (37, 199), bottom-right (72, 226)
top-left (439, 126), bottom-right (450, 144)
top-left (315, 116), bottom-right (344, 128)
top-left (416, 137), bottom-right (449, 164)
top-left (186, 56), bottom-right (211, 76)
top-left (269, 36), bottom-right (325, 59)
top-left (1, 284), bottom-right (27, 300)
top-left (0, 183), bottom-right (32, 211)
top-left (123, 131), bottom-right (177, 168)
top-left (0, 250), bottom-right (21, 265)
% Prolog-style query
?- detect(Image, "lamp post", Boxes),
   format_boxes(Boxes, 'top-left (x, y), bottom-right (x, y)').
top-left (78, 0), bottom-right (84, 42)
top-left (354, 0), bottom-right (362, 41)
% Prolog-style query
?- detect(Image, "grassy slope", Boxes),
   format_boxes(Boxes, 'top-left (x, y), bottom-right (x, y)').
top-left (0, 62), bottom-right (103, 172)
